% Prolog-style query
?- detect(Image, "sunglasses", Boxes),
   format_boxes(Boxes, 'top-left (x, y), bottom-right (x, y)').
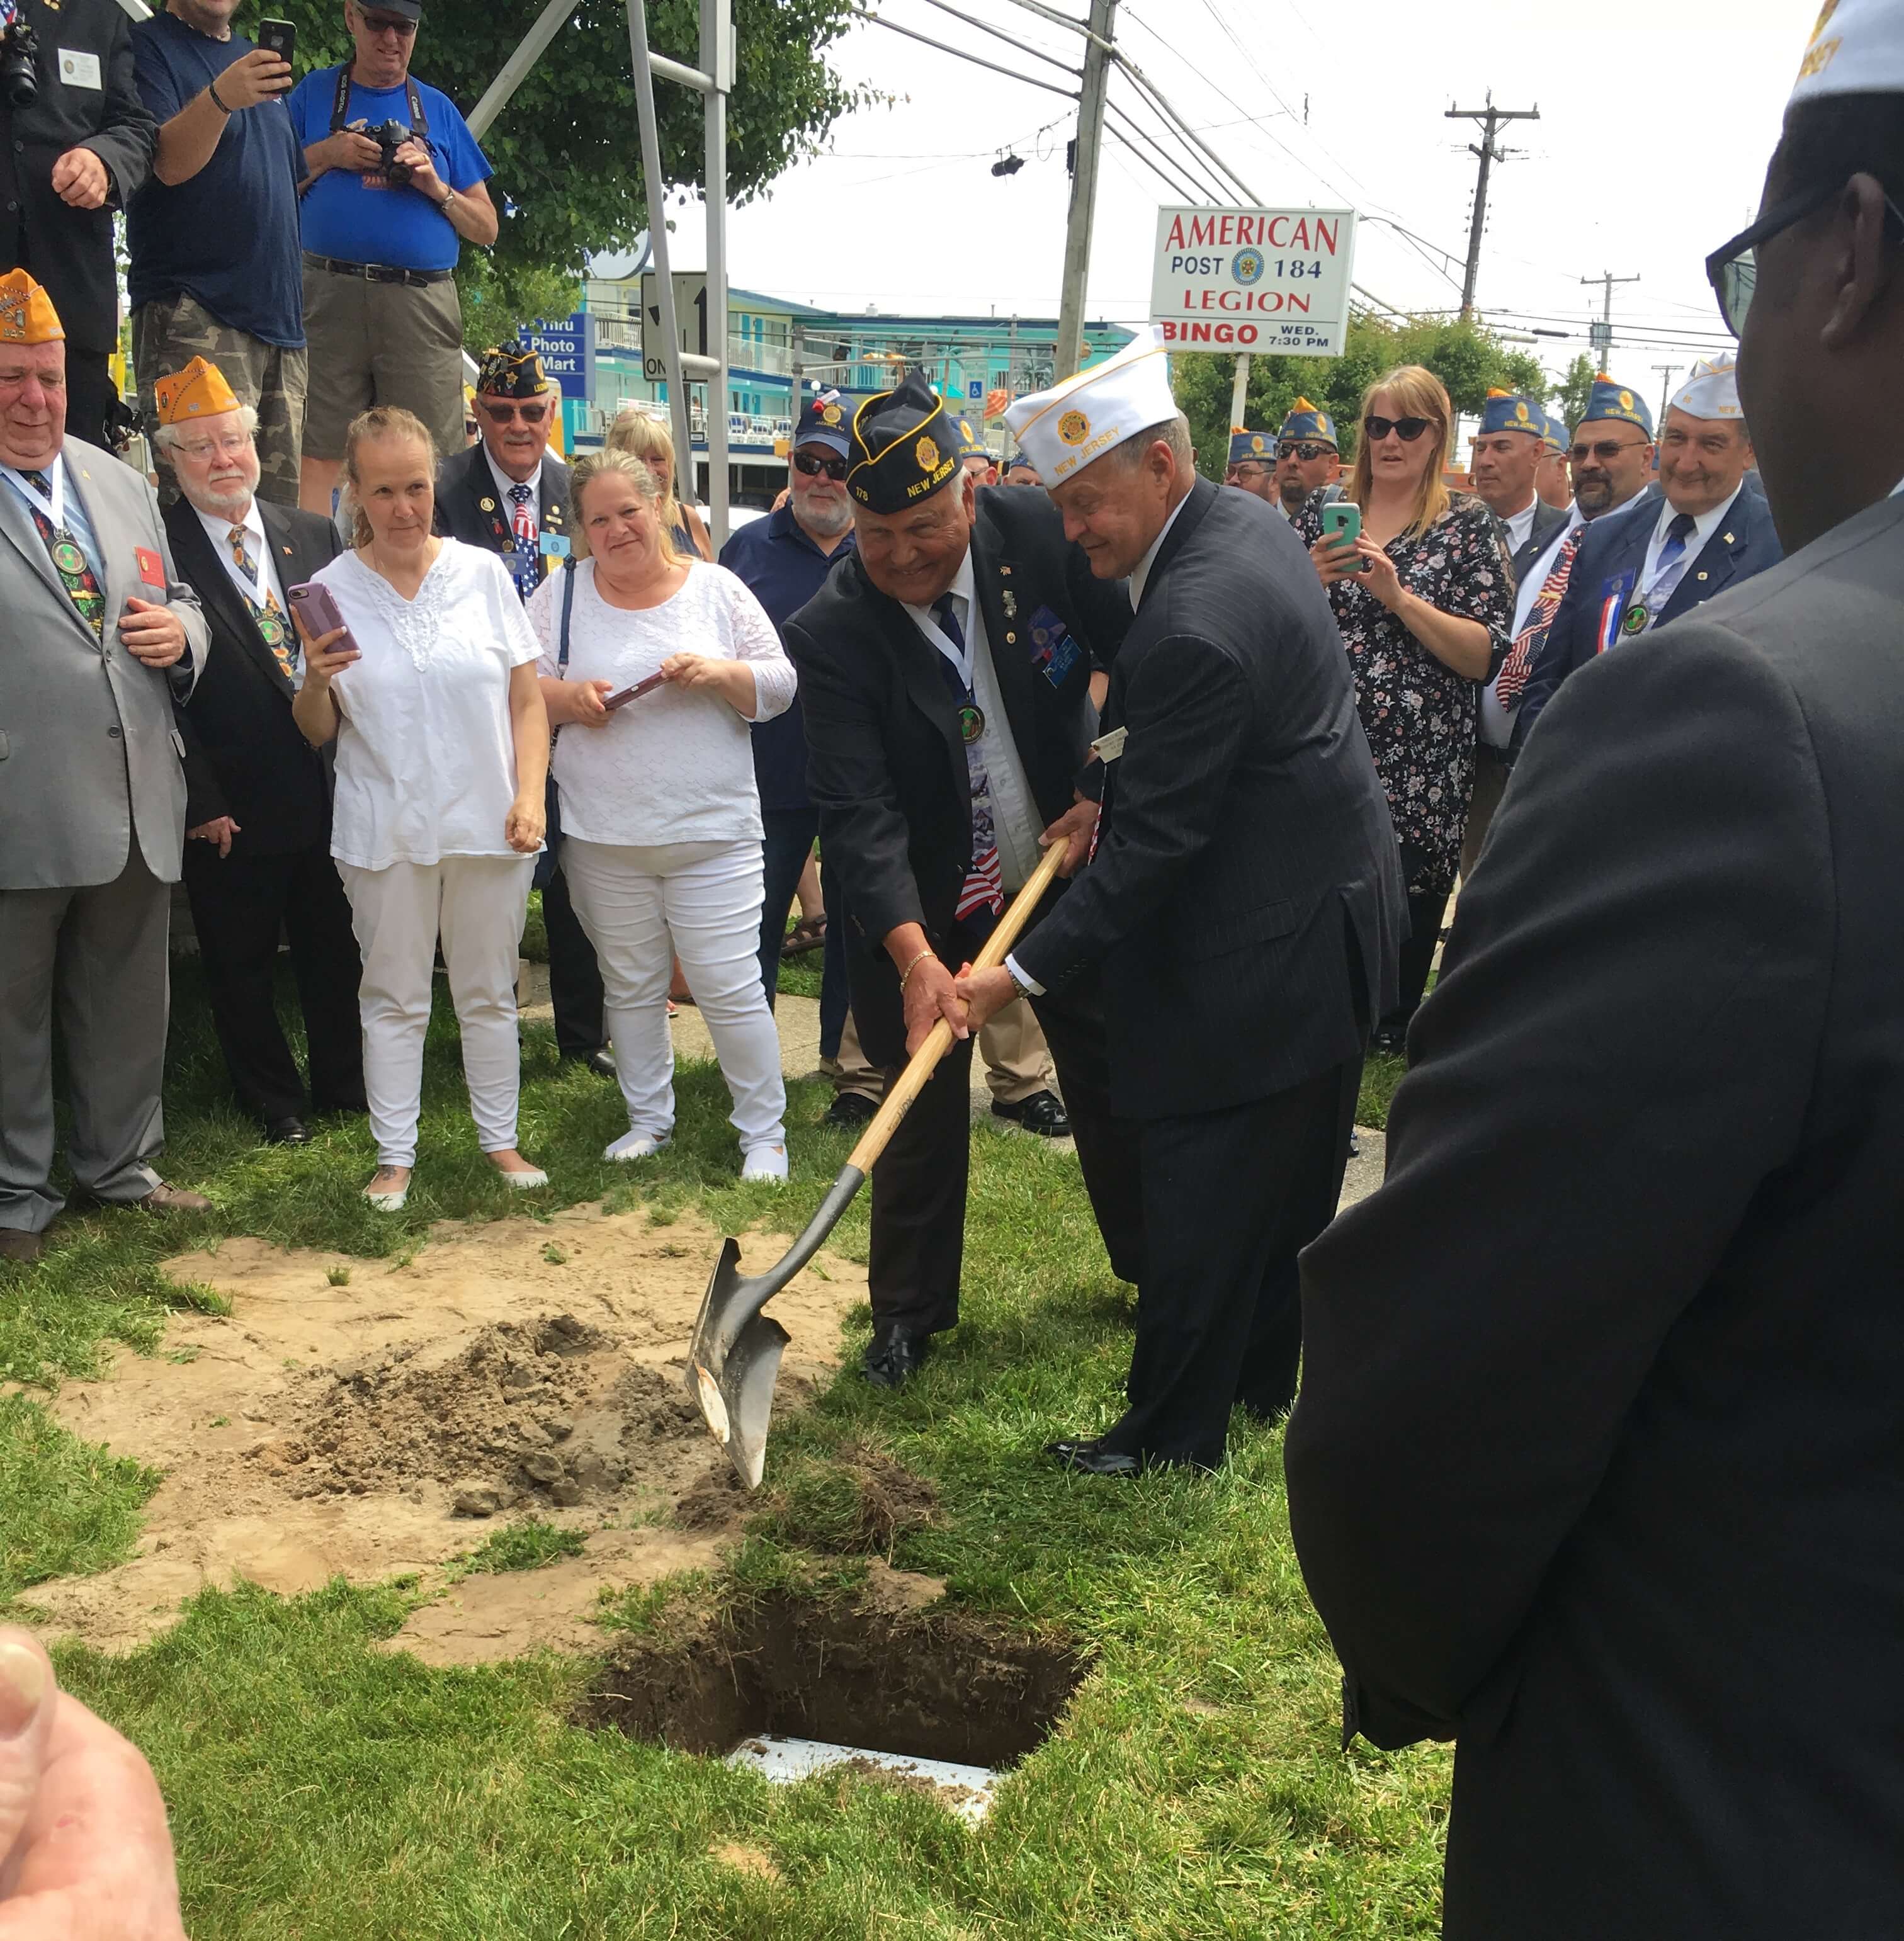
top-left (360, 13), bottom-right (418, 35)
top-left (479, 399), bottom-right (551, 424)
top-left (1278, 440), bottom-right (1334, 462)
top-left (1364, 415), bottom-right (1432, 443)
top-left (1568, 438), bottom-right (1647, 465)
top-left (1705, 180), bottom-right (1904, 336)
top-left (791, 450), bottom-right (849, 481)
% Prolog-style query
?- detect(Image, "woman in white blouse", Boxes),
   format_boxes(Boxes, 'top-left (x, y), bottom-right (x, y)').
top-left (526, 450), bottom-right (794, 1179)
top-left (291, 407), bottom-right (550, 1212)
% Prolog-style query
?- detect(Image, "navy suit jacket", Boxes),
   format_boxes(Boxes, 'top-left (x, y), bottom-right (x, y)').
top-left (1511, 482), bottom-right (1781, 757)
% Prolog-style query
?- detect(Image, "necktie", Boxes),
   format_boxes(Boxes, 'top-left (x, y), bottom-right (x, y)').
top-left (230, 524), bottom-right (295, 678)
top-left (22, 470), bottom-right (105, 639)
top-left (1642, 511), bottom-right (1699, 622)
top-left (507, 482), bottom-right (540, 599)
top-left (932, 594), bottom-right (1004, 925)
top-left (1495, 526), bottom-right (1584, 708)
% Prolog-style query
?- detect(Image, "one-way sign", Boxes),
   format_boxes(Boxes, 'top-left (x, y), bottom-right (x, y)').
top-left (640, 271), bottom-right (709, 381)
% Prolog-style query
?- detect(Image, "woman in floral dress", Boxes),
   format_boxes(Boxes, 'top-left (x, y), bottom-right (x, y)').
top-left (1297, 365), bottom-right (1514, 1053)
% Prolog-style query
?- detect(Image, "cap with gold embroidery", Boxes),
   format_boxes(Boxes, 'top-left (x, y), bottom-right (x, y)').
top-left (1478, 388), bottom-right (1544, 438)
top-left (1277, 396), bottom-right (1338, 447)
top-left (475, 344), bottom-right (552, 399)
top-left (953, 415), bottom-right (990, 461)
top-left (1004, 325), bottom-right (1178, 486)
top-left (1668, 355), bottom-right (1742, 421)
top-left (794, 386), bottom-right (853, 458)
top-left (1790, 0), bottom-right (1904, 101)
top-left (846, 371), bottom-right (961, 512)
top-left (0, 269), bottom-right (64, 345)
top-left (154, 356), bottom-right (241, 426)
top-left (1575, 373), bottom-right (1654, 438)
top-left (1228, 428), bottom-right (1272, 465)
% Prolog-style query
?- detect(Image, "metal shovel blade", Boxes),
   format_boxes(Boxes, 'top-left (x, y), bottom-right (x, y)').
top-left (686, 1169), bottom-right (865, 1489)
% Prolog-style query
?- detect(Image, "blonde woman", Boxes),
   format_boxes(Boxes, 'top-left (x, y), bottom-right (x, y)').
top-left (1298, 365), bottom-right (1514, 1050)
top-left (291, 407), bottom-right (550, 1211)
top-left (526, 451), bottom-right (794, 1178)
top-left (603, 407), bottom-right (714, 560)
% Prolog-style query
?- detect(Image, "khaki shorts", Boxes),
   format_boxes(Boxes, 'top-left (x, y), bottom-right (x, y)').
top-left (301, 255), bottom-right (465, 461)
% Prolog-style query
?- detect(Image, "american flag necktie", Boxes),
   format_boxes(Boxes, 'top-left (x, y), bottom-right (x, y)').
top-left (932, 595), bottom-right (1004, 925)
top-left (507, 482), bottom-right (540, 599)
top-left (1496, 525), bottom-right (1584, 708)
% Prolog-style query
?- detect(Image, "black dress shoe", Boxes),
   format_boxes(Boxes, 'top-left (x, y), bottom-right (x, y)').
top-left (863, 1326), bottom-right (931, 1390)
top-left (1044, 1437), bottom-right (1140, 1476)
top-left (992, 1089), bottom-right (1071, 1138)
top-left (562, 1049), bottom-right (618, 1079)
top-left (263, 1116), bottom-right (311, 1146)
top-left (825, 1091), bottom-right (878, 1129)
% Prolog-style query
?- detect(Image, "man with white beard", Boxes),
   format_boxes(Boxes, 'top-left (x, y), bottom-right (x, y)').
top-left (159, 356), bottom-right (365, 1145)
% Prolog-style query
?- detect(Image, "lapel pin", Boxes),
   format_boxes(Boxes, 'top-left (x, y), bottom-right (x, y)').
top-left (1002, 590), bottom-right (1017, 618)
top-left (480, 495), bottom-right (497, 512)
top-left (1723, 533), bottom-right (1734, 545)
top-left (1696, 571), bottom-right (1708, 581)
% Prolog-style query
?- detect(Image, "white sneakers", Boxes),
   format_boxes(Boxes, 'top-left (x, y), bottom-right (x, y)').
top-left (742, 1144), bottom-right (789, 1182)
top-left (605, 1129), bottom-right (672, 1163)
top-left (500, 1167), bottom-right (548, 1189)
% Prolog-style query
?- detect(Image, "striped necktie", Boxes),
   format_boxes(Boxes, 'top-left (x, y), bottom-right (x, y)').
top-left (1495, 526), bottom-right (1584, 708)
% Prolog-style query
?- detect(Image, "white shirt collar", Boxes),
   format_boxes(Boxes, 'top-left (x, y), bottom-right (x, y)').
top-left (196, 495), bottom-right (264, 553)
top-left (1652, 483), bottom-right (1743, 555)
top-left (1130, 487), bottom-right (1193, 610)
top-left (900, 547), bottom-right (978, 682)
top-left (484, 444), bottom-right (541, 511)
top-left (1500, 494), bottom-right (1539, 548)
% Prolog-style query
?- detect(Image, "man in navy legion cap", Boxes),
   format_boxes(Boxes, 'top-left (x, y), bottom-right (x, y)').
top-left (1269, 397), bottom-right (1343, 521)
top-left (779, 370), bottom-right (1143, 1391)
top-left (1223, 426), bottom-right (1277, 503)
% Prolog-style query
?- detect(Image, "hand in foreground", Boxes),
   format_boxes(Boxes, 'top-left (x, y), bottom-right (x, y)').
top-left (319, 125), bottom-right (383, 174)
top-left (392, 140), bottom-right (445, 202)
top-left (50, 149), bottom-right (109, 210)
top-left (1308, 533), bottom-right (1367, 589)
top-left (901, 954), bottom-right (966, 1058)
top-left (1349, 538), bottom-right (1402, 608)
top-left (953, 962), bottom-right (1017, 1034)
top-left (186, 817), bottom-right (241, 859)
top-left (660, 653), bottom-right (724, 692)
top-left (290, 613), bottom-right (358, 685)
top-left (1040, 798), bottom-right (1098, 878)
top-left (0, 1628), bottom-right (186, 1940)
top-left (505, 791), bottom-right (546, 854)
top-left (213, 48), bottom-right (292, 110)
top-left (564, 679), bottom-right (615, 729)
top-left (118, 599), bottom-right (187, 669)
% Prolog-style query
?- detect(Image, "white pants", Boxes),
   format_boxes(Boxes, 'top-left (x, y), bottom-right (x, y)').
top-left (337, 856), bottom-right (535, 1167)
top-left (562, 836), bottom-right (786, 1152)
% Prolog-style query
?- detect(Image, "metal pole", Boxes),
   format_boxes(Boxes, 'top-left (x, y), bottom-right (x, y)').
top-left (1228, 353), bottom-right (1251, 434)
top-left (1652, 363), bottom-right (1679, 429)
top-left (702, 0), bottom-right (734, 548)
top-left (1055, 0), bottom-right (1117, 380)
top-left (467, 0), bottom-right (582, 141)
top-left (625, 0), bottom-right (694, 498)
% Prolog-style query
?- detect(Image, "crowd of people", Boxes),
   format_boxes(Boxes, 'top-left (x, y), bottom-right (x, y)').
top-left (4, 0), bottom-right (1904, 1931)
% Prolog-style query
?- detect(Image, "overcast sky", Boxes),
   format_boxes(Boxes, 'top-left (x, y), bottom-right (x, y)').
top-left (653, 0), bottom-right (1808, 395)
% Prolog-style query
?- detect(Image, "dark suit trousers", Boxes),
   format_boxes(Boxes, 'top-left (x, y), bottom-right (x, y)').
top-left (757, 806), bottom-right (819, 1009)
top-left (868, 926), bottom-right (1145, 1333)
top-left (183, 842), bottom-right (365, 1121)
top-left (541, 861), bottom-right (606, 1060)
top-left (1102, 1056), bottom-right (1361, 1468)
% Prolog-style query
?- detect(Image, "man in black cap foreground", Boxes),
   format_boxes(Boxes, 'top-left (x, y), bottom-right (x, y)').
top-left (1284, 21), bottom-right (1904, 1932)
top-left (956, 327), bottom-right (1402, 1474)
top-left (435, 345), bottom-right (611, 1080)
top-left (781, 370), bottom-right (1143, 1389)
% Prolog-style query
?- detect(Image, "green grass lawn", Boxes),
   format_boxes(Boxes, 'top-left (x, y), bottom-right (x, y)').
top-left (3, 949), bottom-right (1441, 1938)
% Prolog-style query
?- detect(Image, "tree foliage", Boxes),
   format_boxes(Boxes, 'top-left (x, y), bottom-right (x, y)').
top-left (268, 0), bottom-right (866, 348)
top-left (1171, 315), bottom-right (1551, 478)
top-left (1553, 354), bottom-right (1599, 434)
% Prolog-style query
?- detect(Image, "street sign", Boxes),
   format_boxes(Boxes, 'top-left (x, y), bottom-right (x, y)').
top-left (1149, 207), bottom-right (1358, 358)
top-left (518, 314), bottom-right (594, 401)
top-left (641, 271), bottom-right (709, 382)
top-left (966, 378), bottom-right (983, 400)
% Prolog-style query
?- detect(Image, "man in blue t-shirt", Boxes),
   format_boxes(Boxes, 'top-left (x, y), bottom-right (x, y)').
top-left (285, 0), bottom-right (496, 514)
top-left (128, 0), bottom-right (305, 506)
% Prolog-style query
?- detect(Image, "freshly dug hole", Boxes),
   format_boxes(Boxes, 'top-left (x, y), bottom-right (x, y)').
top-left (579, 1591), bottom-right (1085, 1769)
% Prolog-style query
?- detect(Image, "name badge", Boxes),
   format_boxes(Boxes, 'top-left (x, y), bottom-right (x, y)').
top-left (134, 546), bottom-right (166, 589)
top-left (59, 49), bottom-right (104, 91)
top-left (1091, 725), bottom-right (1127, 762)
top-left (540, 533), bottom-right (570, 559)
top-left (1028, 605), bottom-right (1081, 687)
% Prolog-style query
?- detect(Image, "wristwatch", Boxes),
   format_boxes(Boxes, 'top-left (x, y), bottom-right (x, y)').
top-left (437, 186), bottom-right (456, 212)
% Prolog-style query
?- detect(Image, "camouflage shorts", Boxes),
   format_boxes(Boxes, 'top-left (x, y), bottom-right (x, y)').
top-left (130, 294), bottom-right (308, 509)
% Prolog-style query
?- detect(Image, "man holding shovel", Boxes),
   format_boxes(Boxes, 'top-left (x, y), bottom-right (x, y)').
top-left (782, 370), bottom-right (1142, 1391)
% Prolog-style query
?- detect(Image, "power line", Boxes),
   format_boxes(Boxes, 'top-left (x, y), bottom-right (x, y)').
top-left (847, 5), bottom-right (1077, 96)
top-left (903, 0), bottom-right (1081, 79)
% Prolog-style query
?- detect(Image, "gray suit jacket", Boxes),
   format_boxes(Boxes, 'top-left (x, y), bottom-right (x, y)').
top-left (0, 438), bottom-right (208, 890)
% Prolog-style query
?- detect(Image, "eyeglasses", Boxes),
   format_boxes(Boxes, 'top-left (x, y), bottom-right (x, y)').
top-left (1225, 461), bottom-right (1269, 478)
top-left (1567, 438), bottom-right (1648, 465)
top-left (479, 399), bottom-right (551, 424)
top-left (1278, 440), bottom-right (1334, 462)
top-left (360, 13), bottom-right (418, 35)
top-left (173, 433), bottom-right (252, 460)
top-left (791, 450), bottom-right (849, 481)
top-left (1706, 180), bottom-right (1904, 336)
top-left (1364, 415), bottom-right (1432, 443)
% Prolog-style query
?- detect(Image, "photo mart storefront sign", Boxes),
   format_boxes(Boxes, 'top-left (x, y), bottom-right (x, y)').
top-left (1150, 207), bottom-right (1358, 357)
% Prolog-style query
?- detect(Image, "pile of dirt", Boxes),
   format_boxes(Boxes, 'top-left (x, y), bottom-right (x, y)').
top-left (25, 1202), bottom-right (868, 1659)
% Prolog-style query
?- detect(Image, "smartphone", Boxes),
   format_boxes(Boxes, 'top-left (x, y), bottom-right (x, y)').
top-left (603, 671), bottom-right (667, 711)
top-left (257, 17), bottom-right (296, 64)
top-left (286, 582), bottom-right (361, 658)
top-left (1320, 501), bottom-right (1362, 548)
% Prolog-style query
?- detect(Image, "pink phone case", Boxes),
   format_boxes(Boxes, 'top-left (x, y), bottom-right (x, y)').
top-left (286, 582), bottom-right (361, 655)
top-left (603, 671), bottom-right (667, 711)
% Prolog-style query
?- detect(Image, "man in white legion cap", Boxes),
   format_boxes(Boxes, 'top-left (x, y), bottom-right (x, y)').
top-left (956, 326), bottom-right (1403, 1476)
top-left (1287, 6), bottom-right (1904, 1932)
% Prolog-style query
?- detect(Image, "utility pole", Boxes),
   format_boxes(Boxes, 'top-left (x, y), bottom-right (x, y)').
top-left (1446, 94), bottom-right (1539, 320)
top-left (1652, 363), bottom-right (1679, 429)
top-left (1055, 0), bottom-right (1117, 380)
top-left (1582, 269), bottom-right (1641, 370)
top-left (1228, 353), bottom-right (1251, 437)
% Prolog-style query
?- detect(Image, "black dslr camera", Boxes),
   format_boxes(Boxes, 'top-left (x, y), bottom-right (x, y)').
top-left (1, 19), bottom-right (39, 110)
top-left (366, 119), bottom-right (416, 186)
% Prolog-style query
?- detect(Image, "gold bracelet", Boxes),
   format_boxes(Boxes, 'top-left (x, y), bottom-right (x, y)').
top-left (897, 947), bottom-right (934, 992)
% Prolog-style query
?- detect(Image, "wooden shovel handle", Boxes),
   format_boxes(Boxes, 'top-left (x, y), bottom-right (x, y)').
top-left (844, 839), bottom-right (1070, 1175)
